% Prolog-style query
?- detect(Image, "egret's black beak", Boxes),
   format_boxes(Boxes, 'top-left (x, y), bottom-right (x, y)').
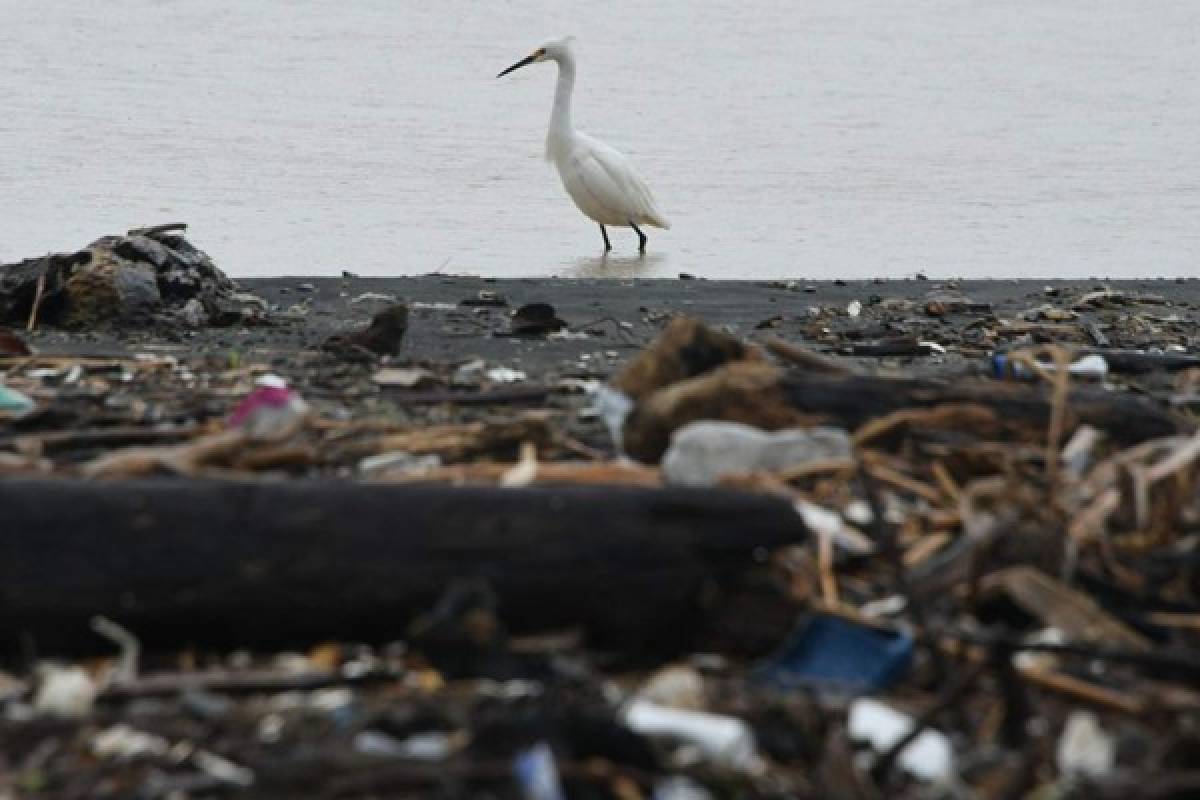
top-left (497, 54), bottom-right (537, 78)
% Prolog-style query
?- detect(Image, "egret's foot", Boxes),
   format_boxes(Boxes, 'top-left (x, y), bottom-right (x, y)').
top-left (631, 222), bottom-right (648, 254)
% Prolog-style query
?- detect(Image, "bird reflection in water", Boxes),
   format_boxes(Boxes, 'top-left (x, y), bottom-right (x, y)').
top-left (569, 251), bottom-right (667, 278)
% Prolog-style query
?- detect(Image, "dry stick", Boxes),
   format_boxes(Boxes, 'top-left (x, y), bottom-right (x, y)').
top-left (25, 271), bottom-right (45, 333)
top-left (862, 459), bottom-right (943, 504)
top-left (859, 467), bottom-right (950, 684)
top-left (100, 666), bottom-right (397, 700)
top-left (817, 525), bottom-right (839, 607)
top-left (764, 336), bottom-right (853, 374)
top-left (930, 460), bottom-right (961, 503)
top-left (127, 222), bottom-right (187, 237)
top-left (1020, 667), bottom-right (1146, 715)
top-left (91, 616), bottom-right (140, 684)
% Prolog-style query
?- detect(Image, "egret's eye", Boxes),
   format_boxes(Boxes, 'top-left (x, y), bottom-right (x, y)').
top-left (535, 49), bottom-right (546, 58)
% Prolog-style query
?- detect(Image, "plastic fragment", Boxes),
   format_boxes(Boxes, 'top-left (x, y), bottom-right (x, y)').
top-left (590, 386), bottom-right (634, 451)
top-left (513, 741), bottom-right (565, 800)
top-left (194, 749), bottom-right (255, 787)
top-left (358, 451), bottom-right (443, 475)
top-left (33, 666), bottom-right (97, 718)
top-left (0, 386), bottom-right (35, 416)
top-left (848, 698), bottom-right (954, 782)
top-left (654, 776), bottom-right (715, 800)
top-left (227, 374), bottom-right (309, 438)
top-left (486, 366), bottom-right (527, 384)
top-left (637, 664), bottom-right (706, 710)
top-left (622, 699), bottom-right (760, 772)
top-left (92, 724), bottom-right (169, 760)
top-left (1056, 711), bottom-right (1115, 780)
top-left (662, 421), bottom-right (852, 487)
top-left (754, 614), bottom-right (912, 692)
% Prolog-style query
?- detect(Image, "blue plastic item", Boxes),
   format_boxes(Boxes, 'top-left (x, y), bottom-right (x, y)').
top-left (753, 614), bottom-right (913, 693)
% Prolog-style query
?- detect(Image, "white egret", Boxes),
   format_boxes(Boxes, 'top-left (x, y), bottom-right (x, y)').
top-left (497, 37), bottom-right (670, 254)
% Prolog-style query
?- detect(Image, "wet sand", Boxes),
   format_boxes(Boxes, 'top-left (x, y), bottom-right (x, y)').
top-left (25, 276), bottom-right (1200, 377)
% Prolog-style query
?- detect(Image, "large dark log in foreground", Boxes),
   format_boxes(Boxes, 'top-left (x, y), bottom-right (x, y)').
top-left (0, 480), bottom-right (806, 657)
top-left (623, 363), bottom-right (1188, 462)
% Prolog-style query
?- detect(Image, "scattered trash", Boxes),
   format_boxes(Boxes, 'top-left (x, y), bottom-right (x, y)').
top-left (461, 289), bottom-right (508, 307)
top-left (847, 698), bottom-right (954, 783)
top-left (653, 776), bottom-right (715, 800)
top-left (486, 366), bottom-right (527, 384)
top-left (2, 269), bottom-right (1200, 795)
top-left (92, 724), bottom-right (169, 760)
top-left (0, 385), bottom-right (35, 416)
top-left (754, 614), bottom-right (912, 692)
top-left (0, 226), bottom-right (246, 329)
top-left (350, 291), bottom-right (399, 305)
top-left (513, 742), bottom-right (566, 800)
top-left (358, 451), bottom-right (443, 475)
top-left (622, 699), bottom-right (761, 772)
top-left (993, 352), bottom-right (1109, 380)
top-left (372, 366), bottom-right (437, 388)
top-left (32, 666), bottom-right (98, 718)
top-left (636, 664), bottom-right (707, 710)
top-left (227, 375), bottom-right (310, 439)
top-left (661, 421), bottom-right (853, 487)
top-left (1056, 711), bottom-right (1116, 780)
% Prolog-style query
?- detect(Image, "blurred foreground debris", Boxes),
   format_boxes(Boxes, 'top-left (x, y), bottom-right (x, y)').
top-left (3, 261), bottom-right (1200, 796)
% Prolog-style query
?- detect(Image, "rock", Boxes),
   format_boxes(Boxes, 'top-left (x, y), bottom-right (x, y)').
top-left (662, 421), bottom-right (852, 486)
top-left (0, 228), bottom-right (238, 329)
top-left (508, 302), bottom-right (566, 336)
top-left (614, 317), bottom-right (764, 401)
top-left (60, 248), bottom-right (159, 327)
top-left (322, 303), bottom-right (409, 357)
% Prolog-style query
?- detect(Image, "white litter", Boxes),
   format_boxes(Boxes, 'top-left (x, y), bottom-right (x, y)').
top-left (622, 699), bottom-right (760, 772)
top-left (848, 698), bottom-right (954, 783)
top-left (1056, 711), bottom-right (1115, 779)
top-left (33, 666), bottom-right (98, 718)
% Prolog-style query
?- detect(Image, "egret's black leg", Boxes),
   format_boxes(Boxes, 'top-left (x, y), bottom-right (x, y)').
top-left (599, 225), bottom-right (612, 252)
top-left (630, 222), bottom-right (647, 254)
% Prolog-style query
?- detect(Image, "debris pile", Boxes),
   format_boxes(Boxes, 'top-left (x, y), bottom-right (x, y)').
top-left (0, 225), bottom-right (263, 330)
top-left (2, 248), bottom-right (1200, 796)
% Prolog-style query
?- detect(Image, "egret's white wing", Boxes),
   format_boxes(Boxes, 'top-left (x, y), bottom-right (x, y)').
top-left (565, 134), bottom-right (670, 228)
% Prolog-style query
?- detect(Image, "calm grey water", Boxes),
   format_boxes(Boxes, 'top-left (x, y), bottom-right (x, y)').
top-left (2, 1), bottom-right (1198, 279)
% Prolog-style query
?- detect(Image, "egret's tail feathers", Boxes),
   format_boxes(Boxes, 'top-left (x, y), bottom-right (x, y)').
top-left (645, 211), bottom-right (671, 230)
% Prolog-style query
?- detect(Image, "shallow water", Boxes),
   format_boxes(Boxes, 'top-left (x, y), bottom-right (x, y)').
top-left (1, 1), bottom-right (1197, 279)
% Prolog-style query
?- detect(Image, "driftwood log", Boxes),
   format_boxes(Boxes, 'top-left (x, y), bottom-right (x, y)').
top-left (623, 363), bottom-right (1187, 462)
top-left (0, 480), bottom-right (806, 656)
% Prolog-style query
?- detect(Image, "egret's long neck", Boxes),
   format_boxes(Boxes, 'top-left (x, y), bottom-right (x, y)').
top-left (546, 54), bottom-right (576, 162)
